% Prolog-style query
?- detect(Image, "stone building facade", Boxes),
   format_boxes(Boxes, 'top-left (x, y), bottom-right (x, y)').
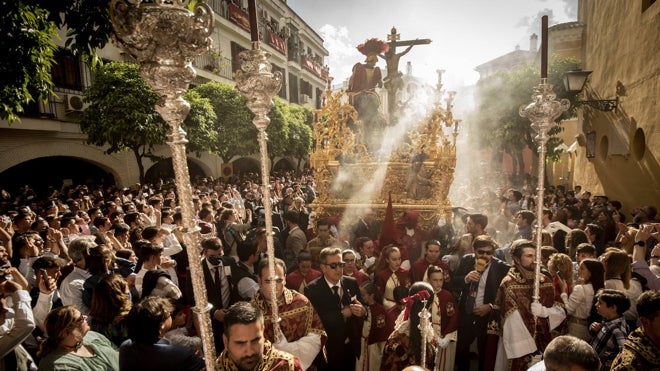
top-left (570, 0), bottom-right (659, 212)
top-left (0, 0), bottom-right (328, 188)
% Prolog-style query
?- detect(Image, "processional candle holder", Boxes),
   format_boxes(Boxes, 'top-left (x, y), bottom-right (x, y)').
top-left (108, 0), bottom-right (217, 367)
top-left (417, 298), bottom-right (432, 368)
top-left (519, 15), bottom-right (570, 305)
top-left (234, 0), bottom-right (283, 340)
top-left (519, 79), bottom-right (569, 303)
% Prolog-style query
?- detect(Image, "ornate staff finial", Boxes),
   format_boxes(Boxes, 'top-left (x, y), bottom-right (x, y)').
top-left (108, 1), bottom-right (217, 369)
top-left (418, 297), bottom-right (432, 368)
top-left (519, 15), bottom-right (570, 305)
top-left (234, 27), bottom-right (283, 341)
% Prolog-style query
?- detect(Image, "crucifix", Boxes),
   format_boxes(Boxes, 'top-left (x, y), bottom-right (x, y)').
top-left (379, 27), bottom-right (432, 117)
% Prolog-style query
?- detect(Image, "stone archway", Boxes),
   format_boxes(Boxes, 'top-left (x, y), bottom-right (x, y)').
top-left (144, 157), bottom-right (207, 185)
top-left (273, 158), bottom-right (294, 173)
top-left (0, 156), bottom-right (115, 196)
top-left (232, 157), bottom-right (260, 176)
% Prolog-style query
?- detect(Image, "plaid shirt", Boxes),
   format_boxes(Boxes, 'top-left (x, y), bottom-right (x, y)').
top-left (590, 316), bottom-right (629, 369)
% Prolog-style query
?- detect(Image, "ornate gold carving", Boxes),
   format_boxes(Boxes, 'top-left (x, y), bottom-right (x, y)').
top-left (310, 87), bottom-right (460, 230)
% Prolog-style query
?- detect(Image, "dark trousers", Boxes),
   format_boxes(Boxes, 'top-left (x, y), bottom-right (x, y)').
top-left (456, 312), bottom-right (490, 371)
top-left (315, 342), bottom-right (355, 371)
top-left (211, 320), bottom-right (225, 354)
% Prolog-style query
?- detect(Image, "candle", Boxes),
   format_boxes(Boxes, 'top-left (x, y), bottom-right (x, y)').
top-left (248, 0), bottom-right (259, 43)
top-left (541, 15), bottom-right (548, 78)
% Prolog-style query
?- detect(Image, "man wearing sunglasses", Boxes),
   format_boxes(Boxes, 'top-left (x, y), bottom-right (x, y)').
top-left (453, 235), bottom-right (510, 371)
top-left (305, 247), bottom-right (365, 371)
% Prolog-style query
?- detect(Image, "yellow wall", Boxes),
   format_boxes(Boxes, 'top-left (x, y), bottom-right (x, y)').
top-left (571, 0), bottom-right (660, 213)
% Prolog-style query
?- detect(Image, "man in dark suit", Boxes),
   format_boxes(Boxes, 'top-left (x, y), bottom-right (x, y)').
top-left (283, 210), bottom-right (307, 273)
top-left (452, 234), bottom-right (510, 371)
top-left (351, 208), bottom-right (380, 244)
top-left (120, 296), bottom-right (205, 371)
top-left (195, 236), bottom-right (236, 354)
top-left (305, 247), bottom-right (366, 371)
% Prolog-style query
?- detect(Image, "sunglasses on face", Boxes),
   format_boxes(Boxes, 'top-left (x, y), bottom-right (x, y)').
top-left (323, 262), bottom-right (345, 269)
top-left (476, 249), bottom-right (494, 255)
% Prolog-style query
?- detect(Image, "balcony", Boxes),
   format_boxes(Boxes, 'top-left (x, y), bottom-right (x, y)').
top-left (301, 55), bottom-right (328, 80)
top-left (193, 54), bottom-right (233, 80)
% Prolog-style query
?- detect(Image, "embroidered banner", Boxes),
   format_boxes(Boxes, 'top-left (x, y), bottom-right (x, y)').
top-left (268, 30), bottom-right (287, 55)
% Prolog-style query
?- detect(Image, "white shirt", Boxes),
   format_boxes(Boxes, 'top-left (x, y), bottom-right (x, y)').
top-left (475, 263), bottom-right (491, 307)
top-left (0, 290), bottom-right (35, 359)
top-left (561, 283), bottom-right (594, 319)
top-left (206, 260), bottom-right (231, 308)
top-left (59, 266), bottom-right (92, 315)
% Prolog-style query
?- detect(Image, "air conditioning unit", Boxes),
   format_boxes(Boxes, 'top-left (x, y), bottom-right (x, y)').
top-left (66, 94), bottom-right (88, 112)
top-left (300, 94), bottom-right (310, 104)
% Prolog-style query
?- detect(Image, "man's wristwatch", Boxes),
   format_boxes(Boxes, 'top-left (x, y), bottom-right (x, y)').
top-left (635, 241), bottom-right (646, 247)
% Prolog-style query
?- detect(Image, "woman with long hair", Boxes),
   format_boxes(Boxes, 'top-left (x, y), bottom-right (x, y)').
top-left (89, 274), bottom-right (132, 347)
top-left (374, 246), bottom-right (410, 310)
top-left (548, 253), bottom-right (574, 297)
top-left (356, 281), bottom-right (388, 371)
top-left (427, 265), bottom-right (459, 371)
top-left (38, 306), bottom-right (119, 370)
top-left (559, 259), bottom-right (604, 341)
top-left (602, 248), bottom-right (643, 327)
top-left (381, 281), bottom-right (437, 370)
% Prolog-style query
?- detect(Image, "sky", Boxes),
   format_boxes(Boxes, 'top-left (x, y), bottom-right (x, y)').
top-left (287, 0), bottom-right (578, 91)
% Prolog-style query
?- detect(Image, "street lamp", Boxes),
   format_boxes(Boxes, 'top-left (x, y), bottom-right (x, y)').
top-left (563, 70), bottom-right (618, 111)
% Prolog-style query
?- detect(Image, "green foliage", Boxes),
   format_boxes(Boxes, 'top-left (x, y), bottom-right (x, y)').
top-left (190, 82), bottom-right (257, 161)
top-left (80, 62), bottom-right (218, 182)
top-left (183, 89), bottom-right (218, 157)
top-left (470, 55), bottom-right (581, 168)
top-left (80, 62), bottom-right (168, 183)
top-left (1, 0), bottom-right (113, 123)
top-left (285, 105), bottom-right (314, 170)
top-left (266, 98), bottom-right (291, 165)
top-left (34, 0), bottom-right (112, 60)
top-left (1, 1), bottom-right (58, 123)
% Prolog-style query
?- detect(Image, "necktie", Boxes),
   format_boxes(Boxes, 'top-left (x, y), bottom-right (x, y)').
top-left (214, 265), bottom-right (229, 308)
top-left (332, 285), bottom-right (341, 308)
top-left (214, 266), bottom-right (223, 308)
top-left (465, 280), bottom-right (477, 312)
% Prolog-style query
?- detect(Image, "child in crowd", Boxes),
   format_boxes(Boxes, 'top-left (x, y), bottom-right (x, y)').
top-left (356, 281), bottom-right (388, 371)
top-left (163, 303), bottom-right (202, 353)
top-left (427, 265), bottom-right (459, 371)
top-left (589, 289), bottom-right (630, 371)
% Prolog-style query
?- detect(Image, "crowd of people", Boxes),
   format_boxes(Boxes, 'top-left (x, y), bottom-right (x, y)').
top-left (0, 172), bottom-right (659, 371)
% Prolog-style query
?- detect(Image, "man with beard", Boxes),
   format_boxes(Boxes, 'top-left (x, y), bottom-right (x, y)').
top-left (216, 301), bottom-right (303, 371)
top-left (494, 239), bottom-right (565, 371)
top-left (251, 258), bottom-right (326, 370)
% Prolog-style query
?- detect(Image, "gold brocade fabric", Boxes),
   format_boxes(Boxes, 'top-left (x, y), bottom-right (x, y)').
top-left (216, 340), bottom-right (301, 371)
top-left (611, 327), bottom-right (660, 370)
top-left (252, 288), bottom-right (327, 344)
